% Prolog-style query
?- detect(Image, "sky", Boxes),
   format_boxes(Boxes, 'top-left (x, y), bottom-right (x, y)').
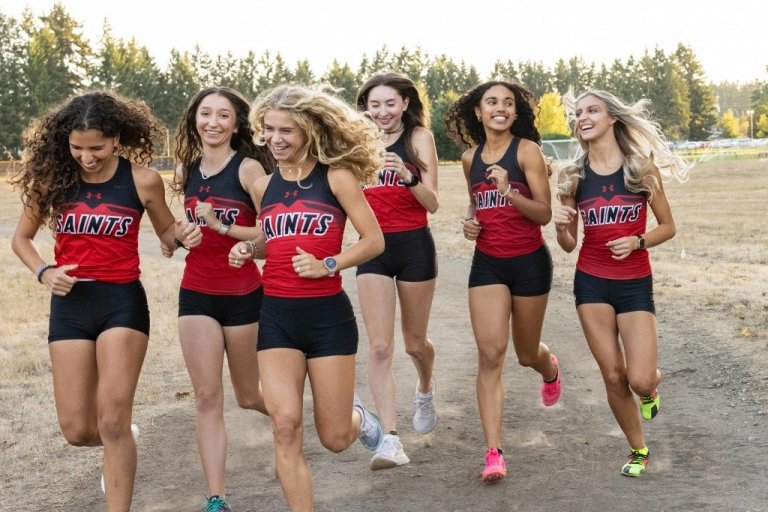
top-left (2, 0), bottom-right (766, 84)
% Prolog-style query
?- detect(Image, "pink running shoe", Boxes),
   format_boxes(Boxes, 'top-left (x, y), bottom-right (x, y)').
top-left (541, 355), bottom-right (562, 406)
top-left (481, 448), bottom-right (506, 483)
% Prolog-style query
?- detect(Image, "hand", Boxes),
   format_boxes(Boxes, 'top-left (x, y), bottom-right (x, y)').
top-left (484, 164), bottom-right (509, 192)
top-left (176, 219), bottom-right (202, 248)
top-left (606, 236), bottom-right (637, 260)
top-left (43, 264), bottom-right (78, 296)
top-left (291, 246), bottom-right (320, 278)
top-left (384, 152), bottom-right (409, 181)
top-left (228, 241), bottom-right (250, 268)
top-left (160, 241), bottom-right (175, 258)
top-left (554, 205), bottom-right (578, 232)
top-left (462, 217), bottom-right (481, 241)
top-left (195, 201), bottom-right (218, 229)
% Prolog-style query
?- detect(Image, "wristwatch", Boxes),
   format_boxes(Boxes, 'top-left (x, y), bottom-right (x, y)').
top-left (218, 218), bottom-right (232, 235)
top-left (403, 173), bottom-right (420, 188)
top-left (323, 257), bottom-right (338, 277)
top-left (636, 235), bottom-right (646, 249)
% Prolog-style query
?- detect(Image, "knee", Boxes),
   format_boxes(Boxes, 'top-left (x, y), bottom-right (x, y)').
top-left (628, 373), bottom-right (658, 396)
top-left (96, 414), bottom-right (127, 443)
top-left (233, 388), bottom-right (266, 412)
top-left (271, 413), bottom-right (303, 449)
top-left (516, 348), bottom-right (540, 369)
top-left (368, 340), bottom-right (395, 364)
top-left (602, 369), bottom-right (628, 392)
top-left (194, 386), bottom-right (224, 413)
top-left (404, 337), bottom-right (432, 360)
top-left (60, 421), bottom-right (97, 447)
top-left (318, 428), bottom-right (352, 453)
top-left (477, 345), bottom-right (505, 369)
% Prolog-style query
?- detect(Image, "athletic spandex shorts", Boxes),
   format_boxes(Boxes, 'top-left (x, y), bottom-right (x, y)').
top-left (356, 226), bottom-right (437, 282)
top-left (49, 280), bottom-right (149, 342)
top-left (573, 269), bottom-right (655, 314)
top-left (468, 244), bottom-right (553, 297)
top-left (178, 286), bottom-right (263, 326)
top-left (257, 291), bottom-right (358, 358)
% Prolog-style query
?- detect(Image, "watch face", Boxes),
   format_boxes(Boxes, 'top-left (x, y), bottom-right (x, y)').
top-left (324, 257), bottom-right (337, 270)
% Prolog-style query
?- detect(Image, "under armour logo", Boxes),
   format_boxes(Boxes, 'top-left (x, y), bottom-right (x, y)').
top-left (199, 186), bottom-right (211, 193)
top-left (284, 190), bottom-right (298, 198)
top-left (85, 192), bottom-right (102, 199)
top-left (601, 185), bottom-right (615, 193)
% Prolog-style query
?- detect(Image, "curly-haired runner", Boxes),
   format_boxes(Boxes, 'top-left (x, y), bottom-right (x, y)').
top-left (10, 90), bottom-right (201, 511)
top-left (228, 84), bottom-right (385, 511)
top-left (554, 89), bottom-right (689, 477)
top-left (445, 80), bottom-right (562, 484)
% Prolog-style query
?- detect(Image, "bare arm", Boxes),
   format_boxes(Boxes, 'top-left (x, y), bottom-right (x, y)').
top-left (606, 166), bottom-right (676, 259)
top-left (327, 167), bottom-right (384, 270)
top-left (405, 127), bottom-right (439, 213)
top-left (554, 195), bottom-right (579, 253)
top-left (134, 165), bottom-right (201, 249)
top-left (11, 198), bottom-right (79, 294)
top-left (460, 147), bottom-right (482, 241)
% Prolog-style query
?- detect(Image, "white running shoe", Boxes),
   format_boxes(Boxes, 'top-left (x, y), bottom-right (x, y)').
top-left (370, 433), bottom-right (410, 470)
top-left (353, 395), bottom-right (383, 451)
top-left (101, 423), bottom-right (140, 493)
top-left (413, 381), bottom-right (437, 434)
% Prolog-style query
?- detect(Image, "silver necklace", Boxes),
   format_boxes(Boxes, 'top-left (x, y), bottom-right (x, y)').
top-left (200, 150), bottom-right (236, 179)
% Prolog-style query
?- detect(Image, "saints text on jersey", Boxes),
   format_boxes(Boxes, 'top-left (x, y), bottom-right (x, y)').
top-left (580, 201), bottom-right (642, 226)
top-left (262, 212), bottom-right (333, 240)
top-left (474, 187), bottom-right (519, 211)
top-left (56, 212), bottom-right (134, 236)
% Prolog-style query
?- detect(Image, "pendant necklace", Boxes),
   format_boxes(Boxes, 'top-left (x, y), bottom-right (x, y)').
top-left (200, 150), bottom-right (236, 179)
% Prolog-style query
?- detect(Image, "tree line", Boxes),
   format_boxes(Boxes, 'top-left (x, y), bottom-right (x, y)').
top-left (2, 4), bottom-right (767, 162)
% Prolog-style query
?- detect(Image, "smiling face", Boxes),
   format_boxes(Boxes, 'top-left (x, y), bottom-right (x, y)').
top-left (195, 93), bottom-right (238, 148)
top-left (262, 108), bottom-right (307, 165)
top-left (365, 85), bottom-right (409, 132)
top-left (574, 94), bottom-right (615, 142)
top-left (69, 129), bottom-right (119, 181)
top-left (475, 84), bottom-right (517, 132)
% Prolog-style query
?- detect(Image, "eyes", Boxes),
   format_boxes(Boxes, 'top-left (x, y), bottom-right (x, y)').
top-left (198, 109), bottom-right (232, 120)
top-left (367, 100), bottom-right (399, 109)
top-left (263, 125), bottom-right (295, 135)
top-left (575, 106), bottom-right (601, 117)
top-left (483, 98), bottom-right (515, 108)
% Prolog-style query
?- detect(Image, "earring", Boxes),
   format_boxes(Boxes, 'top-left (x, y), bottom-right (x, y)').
top-left (476, 115), bottom-right (481, 121)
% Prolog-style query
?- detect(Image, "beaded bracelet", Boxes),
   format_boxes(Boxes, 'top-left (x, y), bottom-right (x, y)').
top-left (499, 183), bottom-right (512, 197)
top-left (35, 263), bottom-right (56, 283)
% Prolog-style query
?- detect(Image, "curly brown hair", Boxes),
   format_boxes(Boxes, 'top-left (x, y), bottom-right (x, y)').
top-left (172, 87), bottom-right (275, 196)
top-left (11, 90), bottom-right (163, 229)
top-left (444, 80), bottom-right (541, 149)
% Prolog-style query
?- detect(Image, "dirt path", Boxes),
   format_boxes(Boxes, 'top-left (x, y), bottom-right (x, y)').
top-left (52, 252), bottom-right (768, 511)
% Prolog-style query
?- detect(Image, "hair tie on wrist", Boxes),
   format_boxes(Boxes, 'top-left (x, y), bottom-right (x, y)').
top-left (499, 184), bottom-right (512, 197)
top-left (35, 263), bottom-right (56, 283)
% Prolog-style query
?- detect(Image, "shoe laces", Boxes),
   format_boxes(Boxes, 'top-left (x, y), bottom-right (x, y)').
top-left (641, 391), bottom-right (658, 404)
top-left (203, 496), bottom-right (231, 512)
top-left (378, 434), bottom-right (398, 452)
top-left (485, 448), bottom-right (503, 466)
top-left (627, 450), bottom-right (649, 465)
top-left (415, 390), bottom-right (434, 411)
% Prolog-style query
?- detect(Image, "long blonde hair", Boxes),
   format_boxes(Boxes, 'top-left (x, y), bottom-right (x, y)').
top-left (557, 89), bottom-right (690, 201)
top-left (250, 84), bottom-right (383, 184)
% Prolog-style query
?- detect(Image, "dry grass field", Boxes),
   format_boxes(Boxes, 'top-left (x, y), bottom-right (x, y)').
top-left (1, 158), bottom-right (766, 510)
